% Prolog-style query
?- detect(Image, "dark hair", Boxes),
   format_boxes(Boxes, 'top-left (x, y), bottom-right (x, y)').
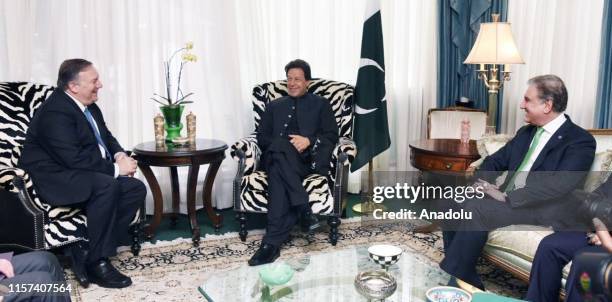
top-left (285, 59), bottom-right (312, 81)
top-left (527, 74), bottom-right (568, 113)
top-left (57, 59), bottom-right (93, 89)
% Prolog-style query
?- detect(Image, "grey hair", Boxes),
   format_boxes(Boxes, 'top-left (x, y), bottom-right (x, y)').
top-left (57, 59), bottom-right (92, 89)
top-left (527, 74), bottom-right (568, 113)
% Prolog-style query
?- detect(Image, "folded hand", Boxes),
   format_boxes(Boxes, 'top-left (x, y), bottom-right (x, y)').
top-left (289, 135), bottom-right (310, 153)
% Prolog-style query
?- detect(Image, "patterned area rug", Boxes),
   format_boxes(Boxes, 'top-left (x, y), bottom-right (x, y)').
top-left (69, 219), bottom-right (527, 301)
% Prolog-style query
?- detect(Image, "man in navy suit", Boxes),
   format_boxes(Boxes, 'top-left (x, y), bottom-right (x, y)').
top-left (248, 59), bottom-right (338, 266)
top-left (438, 74), bottom-right (596, 290)
top-left (19, 59), bottom-right (145, 288)
top-left (526, 176), bottom-right (612, 302)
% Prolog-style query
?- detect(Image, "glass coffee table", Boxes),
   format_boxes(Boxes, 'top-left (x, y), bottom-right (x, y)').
top-left (198, 245), bottom-right (451, 301)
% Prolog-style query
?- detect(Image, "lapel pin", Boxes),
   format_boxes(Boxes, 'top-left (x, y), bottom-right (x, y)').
top-left (558, 135), bottom-right (563, 139)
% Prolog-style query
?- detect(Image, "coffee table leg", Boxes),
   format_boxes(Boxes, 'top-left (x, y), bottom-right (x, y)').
top-left (138, 164), bottom-right (163, 239)
top-left (170, 167), bottom-right (180, 227)
top-left (203, 160), bottom-right (223, 232)
top-left (187, 163), bottom-right (201, 246)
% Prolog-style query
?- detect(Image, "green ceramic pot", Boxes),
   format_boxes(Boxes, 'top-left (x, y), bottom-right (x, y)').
top-left (160, 105), bottom-right (184, 142)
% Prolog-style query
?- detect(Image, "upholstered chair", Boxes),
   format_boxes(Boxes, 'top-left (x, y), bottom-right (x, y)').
top-left (231, 79), bottom-right (356, 245)
top-left (0, 82), bottom-right (143, 258)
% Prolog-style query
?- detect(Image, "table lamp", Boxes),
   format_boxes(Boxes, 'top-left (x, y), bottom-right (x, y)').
top-left (464, 14), bottom-right (524, 134)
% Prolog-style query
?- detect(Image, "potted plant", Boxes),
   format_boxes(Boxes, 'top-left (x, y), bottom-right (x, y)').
top-left (151, 42), bottom-right (198, 141)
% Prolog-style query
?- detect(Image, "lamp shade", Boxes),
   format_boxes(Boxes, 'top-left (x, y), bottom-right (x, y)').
top-left (464, 22), bottom-right (524, 64)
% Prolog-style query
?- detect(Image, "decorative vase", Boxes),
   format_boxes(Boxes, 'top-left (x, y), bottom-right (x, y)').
top-left (160, 105), bottom-right (184, 142)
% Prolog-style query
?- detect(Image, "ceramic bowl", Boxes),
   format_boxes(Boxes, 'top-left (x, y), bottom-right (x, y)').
top-left (354, 270), bottom-right (397, 300)
top-left (258, 263), bottom-right (294, 286)
top-left (425, 286), bottom-right (472, 302)
top-left (368, 244), bottom-right (402, 269)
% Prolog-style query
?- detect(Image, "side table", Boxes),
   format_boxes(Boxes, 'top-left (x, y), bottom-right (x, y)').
top-left (133, 138), bottom-right (228, 246)
top-left (409, 138), bottom-right (480, 173)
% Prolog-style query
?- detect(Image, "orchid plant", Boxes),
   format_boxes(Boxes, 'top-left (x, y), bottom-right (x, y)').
top-left (151, 42), bottom-right (198, 106)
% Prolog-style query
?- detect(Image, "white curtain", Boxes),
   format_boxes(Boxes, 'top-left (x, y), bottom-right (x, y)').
top-left (0, 0), bottom-right (248, 212)
top-left (502, 0), bottom-right (605, 133)
top-left (0, 0), bottom-right (437, 211)
top-left (380, 0), bottom-right (438, 172)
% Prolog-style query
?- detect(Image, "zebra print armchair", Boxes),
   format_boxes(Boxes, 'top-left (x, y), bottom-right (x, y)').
top-left (231, 79), bottom-right (356, 245)
top-left (0, 82), bottom-right (142, 255)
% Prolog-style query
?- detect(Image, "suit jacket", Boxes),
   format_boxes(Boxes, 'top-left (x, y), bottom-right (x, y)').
top-left (478, 115), bottom-right (596, 226)
top-left (257, 93), bottom-right (338, 175)
top-left (19, 90), bottom-right (124, 205)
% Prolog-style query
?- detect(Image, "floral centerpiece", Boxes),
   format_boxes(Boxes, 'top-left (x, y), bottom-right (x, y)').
top-left (151, 42), bottom-right (198, 141)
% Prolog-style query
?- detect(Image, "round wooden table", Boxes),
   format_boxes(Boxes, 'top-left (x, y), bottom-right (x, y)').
top-left (133, 138), bottom-right (228, 246)
top-left (409, 139), bottom-right (480, 173)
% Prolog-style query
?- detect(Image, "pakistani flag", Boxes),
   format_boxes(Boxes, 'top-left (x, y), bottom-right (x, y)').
top-left (351, 0), bottom-right (391, 172)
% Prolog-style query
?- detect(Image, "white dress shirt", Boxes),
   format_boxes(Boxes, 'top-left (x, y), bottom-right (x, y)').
top-left (514, 113), bottom-right (567, 189)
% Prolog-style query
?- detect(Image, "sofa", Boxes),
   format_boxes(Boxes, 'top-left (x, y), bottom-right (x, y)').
top-left (470, 129), bottom-right (612, 286)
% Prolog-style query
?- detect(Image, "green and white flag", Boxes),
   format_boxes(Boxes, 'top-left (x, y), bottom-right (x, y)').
top-left (351, 0), bottom-right (391, 172)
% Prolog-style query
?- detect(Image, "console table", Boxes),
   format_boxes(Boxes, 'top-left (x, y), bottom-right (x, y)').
top-left (133, 138), bottom-right (228, 246)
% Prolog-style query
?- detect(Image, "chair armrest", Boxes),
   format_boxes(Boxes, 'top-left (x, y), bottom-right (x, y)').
top-left (231, 134), bottom-right (261, 175)
top-left (0, 165), bottom-right (26, 192)
top-left (332, 137), bottom-right (357, 166)
top-left (0, 169), bottom-right (46, 250)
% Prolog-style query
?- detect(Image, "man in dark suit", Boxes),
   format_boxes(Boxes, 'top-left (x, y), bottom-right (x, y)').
top-left (526, 176), bottom-right (612, 302)
top-left (438, 74), bottom-right (596, 290)
top-left (19, 59), bottom-right (145, 288)
top-left (248, 59), bottom-right (338, 266)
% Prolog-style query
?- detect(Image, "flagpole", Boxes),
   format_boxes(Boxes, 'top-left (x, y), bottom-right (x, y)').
top-left (352, 160), bottom-right (385, 214)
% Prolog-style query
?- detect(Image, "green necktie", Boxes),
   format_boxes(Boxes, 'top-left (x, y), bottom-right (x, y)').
top-left (505, 127), bottom-right (545, 192)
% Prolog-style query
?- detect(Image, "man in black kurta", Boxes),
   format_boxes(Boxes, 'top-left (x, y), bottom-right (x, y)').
top-left (248, 59), bottom-right (338, 266)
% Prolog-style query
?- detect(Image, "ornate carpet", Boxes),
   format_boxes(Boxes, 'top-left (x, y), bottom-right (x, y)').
top-left (68, 220), bottom-right (528, 301)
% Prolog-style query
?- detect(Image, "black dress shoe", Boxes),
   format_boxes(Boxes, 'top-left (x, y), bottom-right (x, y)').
top-left (248, 243), bottom-right (280, 266)
top-left (86, 258), bottom-right (132, 288)
top-left (300, 208), bottom-right (320, 233)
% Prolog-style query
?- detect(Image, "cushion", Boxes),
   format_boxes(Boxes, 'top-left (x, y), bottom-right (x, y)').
top-left (487, 225), bottom-right (554, 262)
top-left (476, 134), bottom-right (513, 157)
top-left (486, 226), bottom-right (571, 278)
top-left (583, 150), bottom-right (612, 192)
top-left (239, 171), bottom-right (334, 215)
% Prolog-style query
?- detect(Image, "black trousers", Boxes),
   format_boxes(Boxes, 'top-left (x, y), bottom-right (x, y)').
top-left (261, 140), bottom-right (310, 247)
top-left (437, 198), bottom-right (540, 290)
top-left (79, 174), bottom-right (145, 263)
top-left (526, 232), bottom-right (610, 302)
top-left (0, 251), bottom-right (70, 302)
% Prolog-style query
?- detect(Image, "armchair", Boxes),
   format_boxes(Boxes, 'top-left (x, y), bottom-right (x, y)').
top-left (0, 82), bottom-right (143, 256)
top-left (231, 79), bottom-right (356, 245)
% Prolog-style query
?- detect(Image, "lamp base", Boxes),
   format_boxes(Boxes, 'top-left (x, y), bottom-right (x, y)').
top-left (352, 201), bottom-right (386, 215)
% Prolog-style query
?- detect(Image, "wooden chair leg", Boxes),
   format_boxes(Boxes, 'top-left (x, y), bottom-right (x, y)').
top-left (130, 223), bottom-right (142, 256)
top-left (236, 212), bottom-right (248, 242)
top-left (327, 216), bottom-right (341, 246)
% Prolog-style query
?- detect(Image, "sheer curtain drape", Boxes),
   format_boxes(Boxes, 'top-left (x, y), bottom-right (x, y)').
top-left (0, 0), bottom-right (437, 210)
top-left (502, 0), bottom-right (605, 133)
